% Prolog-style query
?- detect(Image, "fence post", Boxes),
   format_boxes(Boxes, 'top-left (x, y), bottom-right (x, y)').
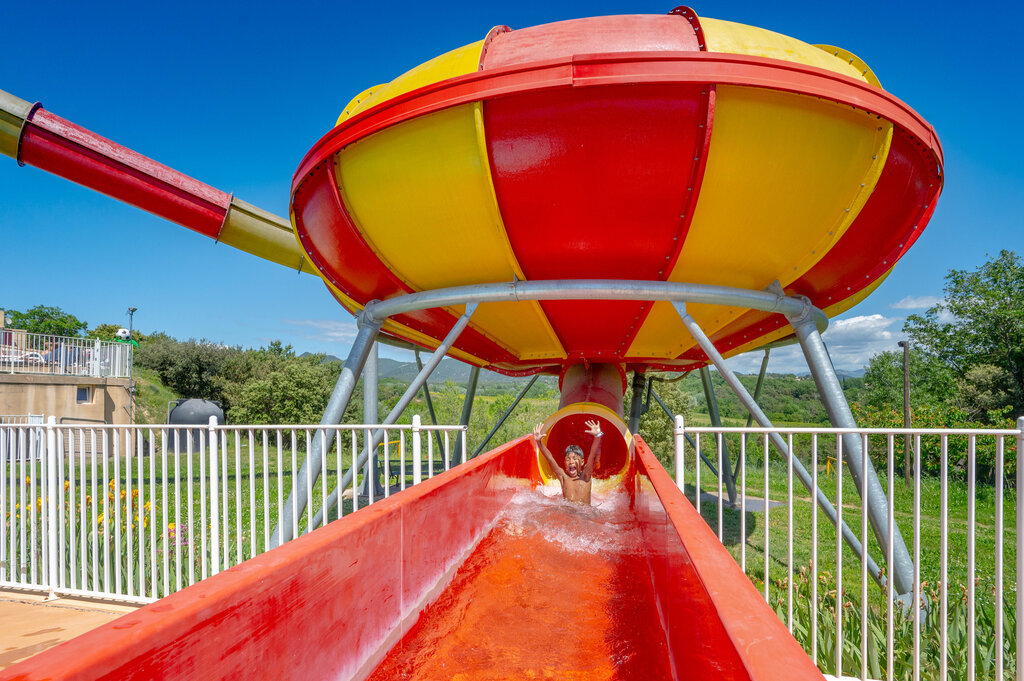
top-left (45, 415), bottom-right (58, 599)
top-left (1016, 416), bottom-right (1022, 681)
top-left (208, 415), bottom-right (220, 576)
top-left (412, 415), bottom-right (422, 486)
top-left (673, 414), bottom-right (685, 490)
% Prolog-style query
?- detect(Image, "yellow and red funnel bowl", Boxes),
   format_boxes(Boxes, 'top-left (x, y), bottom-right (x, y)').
top-left (290, 9), bottom-right (943, 376)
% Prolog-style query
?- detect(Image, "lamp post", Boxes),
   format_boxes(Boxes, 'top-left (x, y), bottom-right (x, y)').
top-left (897, 340), bottom-right (911, 485)
top-left (127, 307), bottom-right (137, 423)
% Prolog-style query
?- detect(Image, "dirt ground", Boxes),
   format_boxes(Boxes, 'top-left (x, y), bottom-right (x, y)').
top-left (0, 590), bottom-right (139, 670)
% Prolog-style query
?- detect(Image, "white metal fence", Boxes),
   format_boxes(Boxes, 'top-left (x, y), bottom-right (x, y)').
top-left (674, 417), bottom-right (1023, 681)
top-left (0, 414), bottom-right (44, 426)
top-left (0, 416), bottom-right (465, 603)
top-left (0, 329), bottom-right (132, 378)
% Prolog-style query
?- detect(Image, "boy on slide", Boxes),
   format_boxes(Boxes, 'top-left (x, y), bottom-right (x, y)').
top-left (532, 420), bottom-right (603, 505)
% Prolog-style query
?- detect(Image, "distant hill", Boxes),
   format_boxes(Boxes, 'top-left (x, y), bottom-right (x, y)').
top-left (302, 353), bottom-right (544, 386)
top-left (303, 351), bottom-right (867, 383)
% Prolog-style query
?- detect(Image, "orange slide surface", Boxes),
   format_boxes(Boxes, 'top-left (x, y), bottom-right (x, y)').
top-left (0, 436), bottom-right (822, 681)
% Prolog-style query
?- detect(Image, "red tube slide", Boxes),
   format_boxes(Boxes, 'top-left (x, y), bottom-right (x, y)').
top-left (0, 436), bottom-right (822, 681)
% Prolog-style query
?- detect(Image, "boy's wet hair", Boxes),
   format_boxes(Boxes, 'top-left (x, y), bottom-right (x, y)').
top-left (564, 444), bottom-right (584, 458)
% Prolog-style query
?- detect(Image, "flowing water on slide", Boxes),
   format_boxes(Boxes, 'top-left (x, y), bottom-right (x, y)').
top-left (366, 487), bottom-right (673, 680)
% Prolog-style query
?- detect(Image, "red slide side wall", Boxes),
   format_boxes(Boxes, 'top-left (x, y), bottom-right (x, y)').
top-left (633, 436), bottom-right (824, 681)
top-left (0, 437), bottom-right (539, 681)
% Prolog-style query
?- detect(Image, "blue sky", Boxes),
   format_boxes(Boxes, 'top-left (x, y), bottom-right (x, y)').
top-left (1, 0), bottom-right (1020, 374)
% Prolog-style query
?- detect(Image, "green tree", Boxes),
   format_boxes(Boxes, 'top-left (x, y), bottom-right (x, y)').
top-left (135, 336), bottom-right (236, 402)
top-left (904, 250), bottom-right (1024, 419)
top-left (6, 304), bottom-right (87, 336)
top-left (862, 347), bottom-right (956, 410)
top-left (226, 357), bottom-right (339, 424)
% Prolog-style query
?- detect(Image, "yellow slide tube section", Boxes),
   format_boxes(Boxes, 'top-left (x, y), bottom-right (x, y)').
top-left (220, 198), bottom-right (310, 273)
top-left (629, 85), bottom-right (892, 359)
top-left (335, 102), bottom-right (566, 363)
top-left (700, 17), bottom-right (869, 82)
top-left (338, 39), bottom-right (486, 124)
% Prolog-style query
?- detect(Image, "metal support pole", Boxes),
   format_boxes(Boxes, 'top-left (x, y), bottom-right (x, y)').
top-left (450, 365), bottom-right (480, 467)
top-left (359, 342), bottom-right (385, 496)
top-left (898, 340), bottom-right (912, 486)
top-left (472, 375), bottom-right (538, 458)
top-left (271, 315), bottom-right (383, 547)
top-left (788, 307), bottom-right (915, 599)
top-left (700, 366), bottom-right (738, 505)
top-left (650, 388), bottom-right (718, 477)
top-left (311, 304), bottom-right (478, 527)
top-left (414, 350), bottom-right (445, 454)
top-left (628, 371), bottom-right (646, 434)
top-left (740, 348), bottom-right (771, 478)
top-left (672, 302), bottom-right (888, 590)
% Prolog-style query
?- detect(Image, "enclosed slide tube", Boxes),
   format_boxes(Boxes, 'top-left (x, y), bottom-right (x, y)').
top-left (0, 429), bottom-right (824, 681)
top-left (0, 88), bottom-right (308, 274)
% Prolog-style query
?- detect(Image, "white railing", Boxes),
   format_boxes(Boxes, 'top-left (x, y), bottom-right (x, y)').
top-left (674, 417), bottom-right (1024, 681)
top-left (0, 414), bottom-right (44, 426)
top-left (0, 416), bottom-right (465, 603)
top-left (0, 329), bottom-right (132, 378)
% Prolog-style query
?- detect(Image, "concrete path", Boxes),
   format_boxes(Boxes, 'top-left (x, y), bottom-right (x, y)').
top-left (0, 591), bottom-right (139, 670)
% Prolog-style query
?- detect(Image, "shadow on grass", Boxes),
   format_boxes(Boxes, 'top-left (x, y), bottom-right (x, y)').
top-left (681, 483), bottom-right (760, 548)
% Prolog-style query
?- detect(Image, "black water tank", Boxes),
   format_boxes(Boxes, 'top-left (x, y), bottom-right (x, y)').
top-left (167, 399), bottom-right (225, 450)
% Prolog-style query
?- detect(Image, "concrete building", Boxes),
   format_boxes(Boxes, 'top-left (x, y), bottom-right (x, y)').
top-left (0, 312), bottom-right (133, 425)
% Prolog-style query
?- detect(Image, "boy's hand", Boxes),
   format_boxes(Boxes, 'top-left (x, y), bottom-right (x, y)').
top-left (532, 423), bottom-right (544, 442)
top-left (584, 420), bottom-right (603, 438)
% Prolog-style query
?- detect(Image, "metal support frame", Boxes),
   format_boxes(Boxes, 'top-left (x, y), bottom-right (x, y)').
top-left (311, 304), bottom-right (478, 527)
top-left (269, 276), bottom-right (913, 599)
top-left (700, 366), bottom-right (738, 505)
top-left (650, 388), bottom-right (719, 477)
top-left (450, 366), bottom-right (480, 467)
top-left (671, 302), bottom-right (888, 591)
top-left (358, 341), bottom-right (385, 497)
top-left (471, 375), bottom-right (539, 458)
top-left (628, 371), bottom-right (646, 434)
top-left (271, 314), bottom-right (382, 547)
top-left (787, 308), bottom-right (915, 598)
top-left (414, 350), bottom-right (446, 454)
top-left (741, 349), bottom-right (771, 478)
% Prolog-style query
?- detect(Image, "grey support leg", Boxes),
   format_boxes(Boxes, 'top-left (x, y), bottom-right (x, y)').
top-left (672, 302), bottom-right (887, 590)
top-left (700, 366), bottom-right (738, 506)
top-left (787, 306), bottom-right (915, 600)
top-left (472, 375), bottom-right (538, 458)
top-left (271, 314), bottom-right (383, 547)
top-left (311, 304), bottom-right (478, 527)
top-left (359, 341), bottom-right (385, 497)
top-left (450, 365), bottom-right (480, 467)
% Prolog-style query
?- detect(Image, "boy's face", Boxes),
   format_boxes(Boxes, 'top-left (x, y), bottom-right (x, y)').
top-left (564, 452), bottom-right (584, 479)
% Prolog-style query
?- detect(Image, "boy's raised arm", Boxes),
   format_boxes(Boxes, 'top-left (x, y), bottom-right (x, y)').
top-left (532, 423), bottom-right (565, 481)
top-left (582, 419), bottom-right (603, 478)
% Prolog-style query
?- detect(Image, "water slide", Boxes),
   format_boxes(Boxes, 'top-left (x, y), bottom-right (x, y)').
top-left (0, 421), bottom-right (822, 681)
top-left (0, 8), bottom-right (944, 679)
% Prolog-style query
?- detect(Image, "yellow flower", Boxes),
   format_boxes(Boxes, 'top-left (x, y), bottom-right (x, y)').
top-left (168, 522), bottom-right (176, 530)
top-left (97, 513), bottom-right (105, 525)
top-left (64, 480), bottom-right (70, 491)
top-left (132, 489), bottom-right (139, 499)
top-left (24, 476), bottom-right (31, 485)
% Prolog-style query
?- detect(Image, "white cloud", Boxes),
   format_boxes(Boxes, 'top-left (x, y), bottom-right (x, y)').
top-left (281, 318), bottom-right (359, 344)
top-left (890, 295), bottom-right (942, 310)
top-left (725, 313), bottom-right (906, 374)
